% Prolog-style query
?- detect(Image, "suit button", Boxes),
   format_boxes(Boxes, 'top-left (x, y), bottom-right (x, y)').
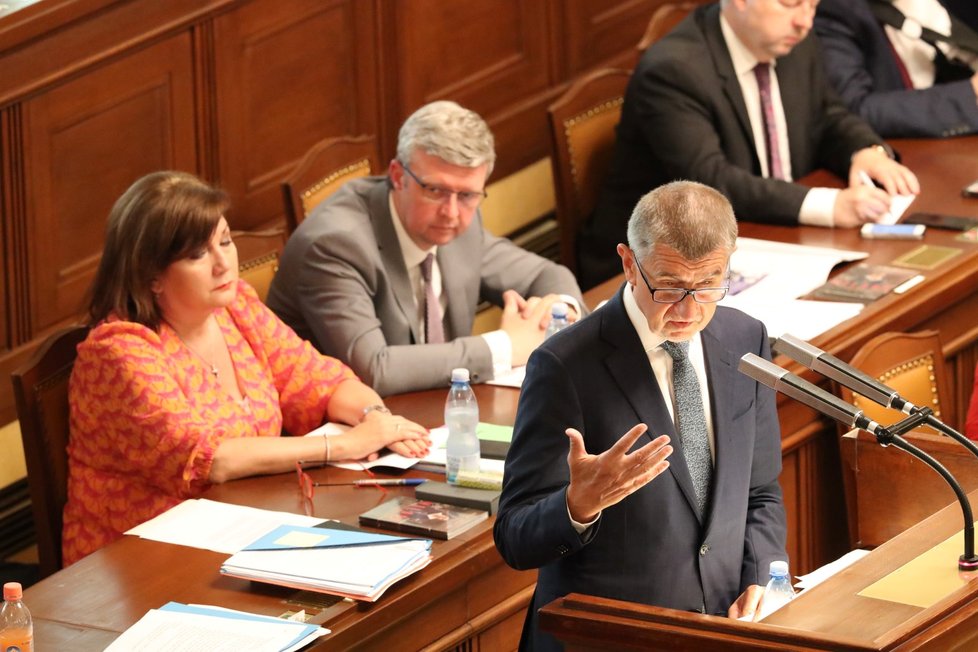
top-left (556, 544), bottom-right (570, 555)
top-left (699, 544), bottom-right (709, 556)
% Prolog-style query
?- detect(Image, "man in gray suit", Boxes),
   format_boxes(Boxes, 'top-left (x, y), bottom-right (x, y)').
top-left (495, 181), bottom-right (787, 651)
top-left (267, 101), bottom-right (585, 396)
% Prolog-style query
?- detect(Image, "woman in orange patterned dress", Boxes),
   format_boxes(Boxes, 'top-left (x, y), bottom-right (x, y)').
top-left (64, 171), bottom-right (431, 564)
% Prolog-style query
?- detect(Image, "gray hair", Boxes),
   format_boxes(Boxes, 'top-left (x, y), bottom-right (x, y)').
top-left (396, 101), bottom-right (496, 177)
top-left (627, 180), bottom-right (738, 262)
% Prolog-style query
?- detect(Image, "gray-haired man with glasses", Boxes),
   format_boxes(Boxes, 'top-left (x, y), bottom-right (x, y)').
top-left (495, 180), bottom-right (788, 652)
top-left (268, 101), bottom-right (584, 396)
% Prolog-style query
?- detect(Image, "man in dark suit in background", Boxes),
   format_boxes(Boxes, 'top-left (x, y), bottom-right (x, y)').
top-left (579, 0), bottom-right (919, 288)
top-left (267, 101), bottom-right (584, 395)
top-left (815, 0), bottom-right (978, 138)
top-left (495, 181), bottom-right (788, 651)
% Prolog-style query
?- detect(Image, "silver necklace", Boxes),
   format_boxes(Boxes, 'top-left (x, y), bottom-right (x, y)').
top-left (168, 322), bottom-right (220, 378)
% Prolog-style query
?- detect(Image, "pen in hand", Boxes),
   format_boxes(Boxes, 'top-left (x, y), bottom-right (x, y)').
top-left (325, 479), bottom-right (428, 487)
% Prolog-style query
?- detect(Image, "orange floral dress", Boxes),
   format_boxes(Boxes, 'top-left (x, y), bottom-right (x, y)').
top-left (63, 281), bottom-right (356, 565)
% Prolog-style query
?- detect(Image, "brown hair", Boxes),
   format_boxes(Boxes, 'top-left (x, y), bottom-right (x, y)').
top-left (86, 171), bottom-right (229, 329)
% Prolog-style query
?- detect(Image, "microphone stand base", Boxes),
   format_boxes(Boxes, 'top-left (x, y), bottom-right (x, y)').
top-left (958, 555), bottom-right (978, 572)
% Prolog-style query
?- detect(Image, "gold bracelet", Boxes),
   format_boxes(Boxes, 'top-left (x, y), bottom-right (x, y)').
top-left (323, 433), bottom-right (330, 463)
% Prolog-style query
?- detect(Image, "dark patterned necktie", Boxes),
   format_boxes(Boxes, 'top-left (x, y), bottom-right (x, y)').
top-left (660, 340), bottom-right (712, 517)
top-left (420, 253), bottom-right (445, 344)
top-left (754, 63), bottom-right (786, 181)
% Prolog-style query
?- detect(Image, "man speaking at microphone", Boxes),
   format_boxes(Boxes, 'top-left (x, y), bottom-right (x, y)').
top-left (494, 180), bottom-right (788, 651)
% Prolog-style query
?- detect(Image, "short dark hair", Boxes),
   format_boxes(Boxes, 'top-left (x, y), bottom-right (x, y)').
top-left (87, 171), bottom-right (229, 329)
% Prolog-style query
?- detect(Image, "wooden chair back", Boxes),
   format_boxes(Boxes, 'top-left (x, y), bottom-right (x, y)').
top-left (635, 2), bottom-right (702, 57)
top-left (234, 227), bottom-right (288, 303)
top-left (837, 330), bottom-right (956, 549)
top-left (282, 135), bottom-right (380, 233)
top-left (547, 68), bottom-right (631, 272)
top-left (11, 324), bottom-right (90, 578)
top-left (840, 330), bottom-right (953, 428)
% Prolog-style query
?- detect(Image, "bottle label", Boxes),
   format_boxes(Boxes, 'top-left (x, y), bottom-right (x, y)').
top-left (1, 632), bottom-right (33, 652)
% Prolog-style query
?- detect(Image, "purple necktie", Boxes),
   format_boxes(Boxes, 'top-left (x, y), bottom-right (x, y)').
top-left (754, 63), bottom-right (786, 181)
top-left (420, 253), bottom-right (445, 344)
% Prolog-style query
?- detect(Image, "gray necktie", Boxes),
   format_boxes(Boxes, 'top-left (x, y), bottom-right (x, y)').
top-left (420, 253), bottom-right (445, 344)
top-left (660, 340), bottom-right (712, 516)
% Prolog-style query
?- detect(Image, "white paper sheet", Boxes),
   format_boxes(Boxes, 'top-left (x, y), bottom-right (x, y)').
top-left (105, 605), bottom-right (327, 652)
top-left (126, 499), bottom-right (321, 554)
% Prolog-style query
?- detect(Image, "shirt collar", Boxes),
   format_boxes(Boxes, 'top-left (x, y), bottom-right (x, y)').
top-left (623, 282), bottom-right (667, 352)
top-left (720, 13), bottom-right (772, 77)
top-left (388, 191), bottom-right (436, 269)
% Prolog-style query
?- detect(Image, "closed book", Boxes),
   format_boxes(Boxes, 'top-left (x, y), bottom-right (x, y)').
top-left (415, 481), bottom-right (501, 515)
top-left (359, 496), bottom-right (488, 540)
top-left (810, 263), bottom-right (916, 304)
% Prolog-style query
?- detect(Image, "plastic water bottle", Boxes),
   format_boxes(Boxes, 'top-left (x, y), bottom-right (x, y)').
top-left (545, 302), bottom-right (570, 339)
top-left (757, 560), bottom-right (795, 620)
top-left (445, 368), bottom-right (480, 484)
top-left (0, 582), bottom-right (33, 652)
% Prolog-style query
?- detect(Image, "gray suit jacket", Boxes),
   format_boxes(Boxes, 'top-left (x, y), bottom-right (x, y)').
top-left (494, 289), bottom-right (787, 651)
top-left (580, 3), bottom-right (886, 287)
top-left (266, 176), bottom-right (584, 396)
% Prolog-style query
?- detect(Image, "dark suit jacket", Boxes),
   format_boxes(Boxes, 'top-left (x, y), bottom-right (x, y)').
top-left (266, 176), bottom-right (584, 396)
top-left (580, 3), bottom-right (884, 287)
top-left (493, 289), bottom-right (787, 651)
top-left (814, 0), bottom-right (978, 138)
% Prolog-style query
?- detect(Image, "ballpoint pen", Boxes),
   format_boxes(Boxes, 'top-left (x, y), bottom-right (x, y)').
top-left (325, 478), bottom-right (428, 487)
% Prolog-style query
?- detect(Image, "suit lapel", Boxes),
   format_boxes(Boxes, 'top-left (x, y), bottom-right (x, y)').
top-left (437, 219), bottom-right (481, 340)
top-left (600, 288), bottom-right (704, 519)
top-left (774, 51), bottom-right (810, 177)
top-left (368, 182), bottom-right (420, 343)
top-left (700, 317), bottom-right (739, 525)
top-left (703, 7), bottom-right (755, 168)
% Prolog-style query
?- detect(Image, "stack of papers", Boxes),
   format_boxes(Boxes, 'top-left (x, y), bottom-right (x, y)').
top-left (105, 602), bottom-right (328, 652)
top-left (221, 525), bottom-right (432, 601)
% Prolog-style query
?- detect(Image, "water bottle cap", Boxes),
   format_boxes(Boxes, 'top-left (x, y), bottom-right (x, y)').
top-left (3, 582), bottom-right (23, 601)
top-left (450, 368), bottom-right (470, 382)
top-left (769, 560), bottom-right (789, 576)
top-left (551, 302), bottom-right (568, 318)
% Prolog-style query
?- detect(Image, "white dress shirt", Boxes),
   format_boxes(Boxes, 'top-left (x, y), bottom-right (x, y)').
top-left (886, 0), bottom-right (978, 89)
top-left (720, 15), bottom-right (839, 227)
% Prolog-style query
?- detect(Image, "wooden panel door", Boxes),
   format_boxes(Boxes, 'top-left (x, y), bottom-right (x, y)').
top-left (212, 0), bottom-right (380, 231)
top-left (22, 32), bottom-right (198, 340)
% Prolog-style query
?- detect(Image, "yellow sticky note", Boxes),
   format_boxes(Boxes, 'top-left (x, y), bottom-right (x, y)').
top-left (274, 531), bottom-right (328, 547)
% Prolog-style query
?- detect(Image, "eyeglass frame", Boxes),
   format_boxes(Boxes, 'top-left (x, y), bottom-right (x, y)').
top-left (399, 161), bottom-right (488, 208)
top-left (631, 249), bottom-right (729, 304)
top-left (295, 460), bottom-right (384, 501)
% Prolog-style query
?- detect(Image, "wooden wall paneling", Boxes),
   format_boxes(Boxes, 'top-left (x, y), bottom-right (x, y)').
top-left (384, 0), bottom-right (554, 179)
top-left (1, 105), bottom-right (26, 349)
top-left (22, 32), bottom-right (198, 339)
top-left (211, 0), bottom-right (380, 232)
top-left (555, 0), bottom-right (670, 77)
top-left (0, 0), bottom-right (229, 107)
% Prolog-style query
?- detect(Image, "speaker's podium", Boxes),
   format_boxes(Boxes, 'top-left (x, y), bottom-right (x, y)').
top-left (540, 489), bottom-right (978, 651)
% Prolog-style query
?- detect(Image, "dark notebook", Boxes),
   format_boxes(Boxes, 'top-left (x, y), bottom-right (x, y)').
top-left (810, 263), bottom-right (916, 304)
top-left (359, 496), bottom-right (488, 540)
top-left (415, 481), bottom-right (501, 515)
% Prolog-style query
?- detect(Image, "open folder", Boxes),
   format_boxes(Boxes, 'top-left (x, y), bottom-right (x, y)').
top-left (221, 525), bottom-right (432, 602)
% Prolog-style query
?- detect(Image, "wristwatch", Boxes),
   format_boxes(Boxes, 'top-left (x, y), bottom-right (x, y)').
top-left (361, 404), bottom-right (391, 422)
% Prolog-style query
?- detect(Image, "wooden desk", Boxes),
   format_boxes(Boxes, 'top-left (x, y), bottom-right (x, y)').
top-left (541, 489), bottom-right (978, 651)
top-left (24, 384), bottom-right (535, 651)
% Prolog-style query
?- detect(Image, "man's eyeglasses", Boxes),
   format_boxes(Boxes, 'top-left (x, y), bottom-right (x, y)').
top-left (295, 460), bottom-right (384, 501)
top-left (400, 162), bottom-right (488, 208)
top-left (633, 253), bottom-right (729, 304)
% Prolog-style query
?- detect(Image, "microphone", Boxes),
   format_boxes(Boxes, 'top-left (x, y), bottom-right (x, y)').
top-left (738, 354), bottom-right (884, 436)
top-left (739, 352), bottom-right (978, 571)
top-left (773, 334), bottom-right (913, 413)
top-left (773, 334), bottom-right (978, 460)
